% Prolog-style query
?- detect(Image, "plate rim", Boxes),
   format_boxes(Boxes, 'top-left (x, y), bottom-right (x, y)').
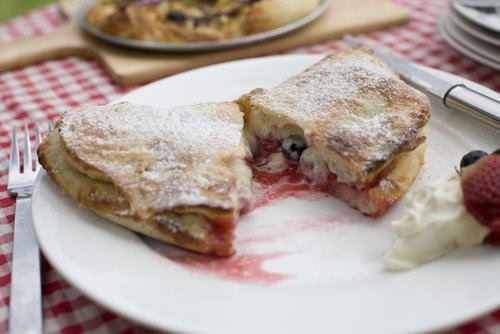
top-left (76, 0), bottom-right (333, 52)
top-left (439, 13), bottom-right (500, 71)
top-left (442, 13), bottom-right (500, 62)
top-left (452, 1), bottom-right (500, 34)
top-left (32, 170), bottom-right (214, 333)
top-left (448, 6), bottom-right (500, 47)
top-left (32, 54), bottom-right (500, 334)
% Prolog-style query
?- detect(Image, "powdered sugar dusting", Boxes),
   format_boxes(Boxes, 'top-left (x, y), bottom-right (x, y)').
top-left (262, 58), bottom-right (392, 120)
top-left (246, 47), bottom-right (430, 171)
top-left (60, 102), bottom-right (245, 218)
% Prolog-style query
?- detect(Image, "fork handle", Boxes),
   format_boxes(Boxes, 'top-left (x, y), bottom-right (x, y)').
top-left (9, 197), bottom-right (42, 334)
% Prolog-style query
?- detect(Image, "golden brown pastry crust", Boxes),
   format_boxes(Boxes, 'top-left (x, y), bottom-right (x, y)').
top-left (85, 0), bottom-right (322, 43)
top-left (58, 102), bottom-right (246, 218)
top-left (237, 46), bottom-right (431, 216)
top-left (245, 0), bottom-right (321, 34)
top-left (238, 46), bottom-right (431, 185)
top-left (38, 102), bottom-right (253, 256)
top-left (38, 47), bottom-right (432, 255)
top-left (329, 143), bottom-right (426, 216)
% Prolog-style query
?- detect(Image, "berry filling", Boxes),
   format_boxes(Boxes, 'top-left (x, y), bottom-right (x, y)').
top-left (164, 0), bottom-right (261, 25)
top-left (248, 133), bottom-right (395, 216)
top-left (209, 215), bottom-right (238, 256)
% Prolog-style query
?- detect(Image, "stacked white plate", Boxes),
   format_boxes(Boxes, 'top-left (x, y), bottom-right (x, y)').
top-left (440, 0), bottom-right (500, 70)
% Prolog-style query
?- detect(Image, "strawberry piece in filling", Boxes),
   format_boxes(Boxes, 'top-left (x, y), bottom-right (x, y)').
top-left (249, 134), bottom-right (395, 216)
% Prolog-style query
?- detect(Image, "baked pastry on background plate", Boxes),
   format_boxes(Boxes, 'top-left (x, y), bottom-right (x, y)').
top-left (38, 102), bottom-right (253, 256)
top-left (85, 0), bottom-right (322, 43)
top-left (237, 46), bottom-right (431, 216)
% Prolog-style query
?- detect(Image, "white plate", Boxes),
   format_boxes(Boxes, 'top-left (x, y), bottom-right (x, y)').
top-left (452, 1), bottom-right (500, 34)
top-left (32, 55), bottom-right (500, 334)
top-left (449, 6), bottom-right (500, 47)
top-left (439, 13), bottom-right (500, 70)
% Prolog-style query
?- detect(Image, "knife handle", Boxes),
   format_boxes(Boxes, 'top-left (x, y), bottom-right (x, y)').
top-left (444, 85), bottom-right (500, 130)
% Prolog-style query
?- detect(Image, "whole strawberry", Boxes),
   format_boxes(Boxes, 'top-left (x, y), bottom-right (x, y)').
top-left (461, 153), bottom-right (500, 243)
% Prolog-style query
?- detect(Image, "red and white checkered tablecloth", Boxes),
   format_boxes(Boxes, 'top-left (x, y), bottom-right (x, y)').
top-left (0, 0), bottom-right (499, 333)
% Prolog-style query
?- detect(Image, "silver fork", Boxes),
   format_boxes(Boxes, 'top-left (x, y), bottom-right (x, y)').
top-left (8, 123), bottom-right (44, 334)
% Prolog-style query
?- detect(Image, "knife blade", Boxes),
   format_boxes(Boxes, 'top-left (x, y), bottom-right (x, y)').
top-left (344, 36), bottom-right (500, 130)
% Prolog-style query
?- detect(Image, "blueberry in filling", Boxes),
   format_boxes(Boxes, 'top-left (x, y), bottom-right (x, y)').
top-left (166, 10), bottom-right (187, 21)
top-left (165, 0), bottom-right (261, 24)
top-left (281, 135), bottom-right (307, 161)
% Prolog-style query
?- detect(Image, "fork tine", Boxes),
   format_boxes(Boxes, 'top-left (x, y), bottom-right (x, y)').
top-left (35, 122), bottom-right (41, 148)
top-left (9, 126), bottom-right (19, 176)
top-left (23, 123), bottom-right (33, 173)
top-left (33, 122), bottom-right (42, 171)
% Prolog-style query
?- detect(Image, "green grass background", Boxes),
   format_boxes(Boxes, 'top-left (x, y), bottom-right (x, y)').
top-left (0, 0), bottom-right (55, 22)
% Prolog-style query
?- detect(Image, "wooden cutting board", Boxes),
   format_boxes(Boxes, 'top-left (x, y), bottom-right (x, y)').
top-left (0, 0), bottom-right (409, 86)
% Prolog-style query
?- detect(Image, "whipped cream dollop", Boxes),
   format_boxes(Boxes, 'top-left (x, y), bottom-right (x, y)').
top-left (384, 174), bottom-right (489, 271)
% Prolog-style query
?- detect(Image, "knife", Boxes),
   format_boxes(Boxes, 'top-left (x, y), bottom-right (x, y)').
top-left (344, 37), bottom-right (500, 130)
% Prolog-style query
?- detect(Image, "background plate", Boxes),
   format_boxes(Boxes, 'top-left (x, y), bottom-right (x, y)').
top-left (439, 14), bottom-right (500, 70)
top-left (452, 1), bottom-right (500, 34)
top-left (77, 0), bottom-right (332, 52)
top-left (448, 6), bottom-right (500, 47)
top-left (33, 55), bottom-right (500, 334)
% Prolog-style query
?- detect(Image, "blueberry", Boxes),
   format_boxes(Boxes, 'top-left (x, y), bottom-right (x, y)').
top-left (281, 135), bottom-right (307, 161)
top-left (226, 7), bottom-right (241, 17)
top-left (166, 11), bottom-right (186, 22)
top-left (460, 150), bottom-right (488, 169)
top-left (135, 0), bottom-right (161, 5)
